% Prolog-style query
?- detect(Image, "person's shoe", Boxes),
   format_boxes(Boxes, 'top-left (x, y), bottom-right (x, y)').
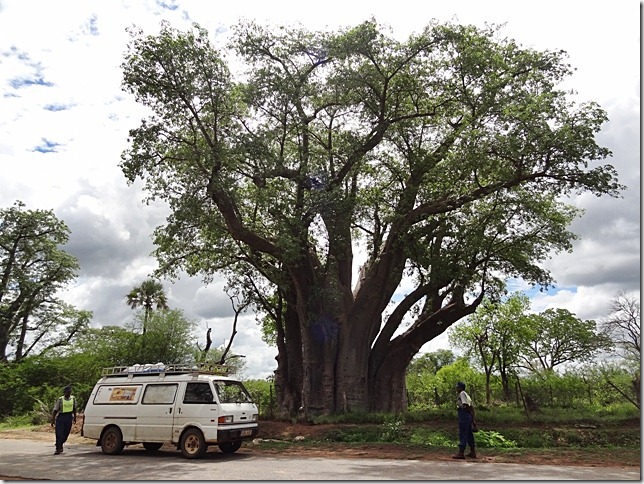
top-left (54, 449), bottom-right (62, 455)
top-left (451, 450), bottom-right (465, 459)
top-left (466, 450), bottom-right (477, 458)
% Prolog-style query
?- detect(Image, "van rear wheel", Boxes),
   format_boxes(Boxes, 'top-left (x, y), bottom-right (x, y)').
top-left (180, 428), bottom-right (207, 459)
top-left (218, 441), bottom-right (242, 454)
top-left (101, 427), bottom-right (124, 455)
top-left (143, 442), bottom-right (163, 451)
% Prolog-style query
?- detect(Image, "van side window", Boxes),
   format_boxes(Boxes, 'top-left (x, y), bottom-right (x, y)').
top-left (142, 384), bottom-right (178, 404)
top-left (184, 382), bottom-right (214, 404)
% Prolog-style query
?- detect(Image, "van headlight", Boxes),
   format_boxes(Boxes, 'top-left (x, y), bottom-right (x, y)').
top-left (252, 414), bottom-right (258, 422)
top-left (218, 415), bottom-right (234, 424)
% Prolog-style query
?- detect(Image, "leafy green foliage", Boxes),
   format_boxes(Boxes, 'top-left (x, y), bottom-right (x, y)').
top-left (241, 379), bottom-right (275, 416)
top-left (449, 293), bottom-right (532, 402)
top-left (407, 350), bottom-right (456, 376)
top-left (130, 309), bottom-right (196, 364)
top-left (380, 415), bottom-right (407, 442)
top-left (475, 430), bottom-right (517, 448)
top-left (0, 353), bottom-right (102, 418)
top-left (71, 309), bottom-right (198, 369)
top-left (520, 309), bottom-right (613, 372)
top-left (406, 350), bottom-right (457, 409)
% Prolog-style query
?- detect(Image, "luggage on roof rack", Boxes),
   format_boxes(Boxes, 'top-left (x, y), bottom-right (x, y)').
top-left (101, 362), bottom-right (230, 377)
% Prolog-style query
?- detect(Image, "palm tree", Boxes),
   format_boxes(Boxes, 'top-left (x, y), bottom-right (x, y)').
top-left (126, 279), bottom-right (169, 334)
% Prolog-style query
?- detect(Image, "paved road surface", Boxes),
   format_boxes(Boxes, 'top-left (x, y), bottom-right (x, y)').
top-left (0, 439), bottom-right (639, 481)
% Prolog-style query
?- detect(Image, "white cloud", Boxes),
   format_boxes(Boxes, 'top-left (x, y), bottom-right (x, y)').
top-left (1, 0), bottom-right (639, 377)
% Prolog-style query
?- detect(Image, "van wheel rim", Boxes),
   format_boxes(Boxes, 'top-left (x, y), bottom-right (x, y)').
top-left (184, 435), bottom-right (200, 454)
top-left (105, 433), bottom-right (116, 450)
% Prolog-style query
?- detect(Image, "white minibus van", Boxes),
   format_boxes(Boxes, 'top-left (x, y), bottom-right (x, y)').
top-left (81, 364), bottom-right (259, 459)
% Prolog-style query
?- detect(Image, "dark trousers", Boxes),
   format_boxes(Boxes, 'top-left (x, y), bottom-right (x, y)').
top-left (457, 409), bottom-right (475, 451)
top-left (55, 413), bottom-right (73, 450)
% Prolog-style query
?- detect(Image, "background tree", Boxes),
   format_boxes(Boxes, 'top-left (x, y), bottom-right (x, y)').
top-left (0, 201), bottom-right (87, 362)
top-left (74, 326), bottom-right (141, 367)
top-left (217, 288), bottom-right (250, 365)
top-left (601, 291), bottom-right (640, 365)
top-left (120, 20), bottom-right (621, 415)
top-left (125, 279), bottom-right (169, 335)
top-left (73, 308), bottom-right (196, 367)
top-left (518, 308), bottom-right (613, 373)
top-left (449, 303), bottom-right (498, 405)
top-left (195, 346), bottom-right (247, 377)
top-left (434, 357), bottom-right (483, 406)
top-left (11, 303), bottom-right (92, 362)
top-left (600, 291), bottom-right (640, 407)
top-left (406, 350), bottom-right (455, 408)
top-left (449, 293), bottom-right (532, 402)
top-left (131, 308), bottom-right (196, 364)
top-left (407, 349), bottom-right (455, 376)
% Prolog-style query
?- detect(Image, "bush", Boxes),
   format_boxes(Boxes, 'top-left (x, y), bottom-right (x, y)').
top-left (474, 430), bottom-right (517, 448)
top-left (380, 416), bottom-right (406, 442)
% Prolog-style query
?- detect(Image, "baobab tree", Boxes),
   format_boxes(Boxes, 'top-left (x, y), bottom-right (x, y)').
top-left (120, 20), bottom-right (621, 415)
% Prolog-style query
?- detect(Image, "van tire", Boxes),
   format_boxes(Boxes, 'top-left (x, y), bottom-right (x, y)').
top-left (143, 442), bottom-right (163, 451)
top-left (101, 427), bottom-right (124, 455)
top-left (180, 428), bottom-right (207, 459)
top-left (218, 441), bottom-right (242, 454)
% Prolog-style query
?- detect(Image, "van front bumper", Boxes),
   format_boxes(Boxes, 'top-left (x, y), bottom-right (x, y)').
top-left (217, 424), bottom-right (259, 442)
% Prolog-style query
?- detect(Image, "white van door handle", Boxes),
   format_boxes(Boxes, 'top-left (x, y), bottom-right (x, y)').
top-left (169, 407), bottom-right (173, 414)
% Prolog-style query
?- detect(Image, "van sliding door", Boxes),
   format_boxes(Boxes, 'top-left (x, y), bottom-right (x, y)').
top-left (136, 383), bottom-right (179, 442)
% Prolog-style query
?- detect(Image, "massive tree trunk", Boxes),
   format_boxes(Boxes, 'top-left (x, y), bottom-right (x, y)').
top-left (369, 294), bottom-right (484, 412)
top-left (273, 288), bottom-right (304, 417)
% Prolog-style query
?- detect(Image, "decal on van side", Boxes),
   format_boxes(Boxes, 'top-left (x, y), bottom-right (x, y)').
top-left (94, 385), bottom-right (142, 404)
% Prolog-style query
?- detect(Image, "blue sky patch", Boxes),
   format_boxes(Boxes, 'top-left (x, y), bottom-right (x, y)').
top-left (44, 103), bottom-right (70, 112)
top-left (33, 138), bottom-right (62, 153)
top-left (155, 0), bottom-right (178, 11)
top-left (10, 76), bottom-right (54, 89)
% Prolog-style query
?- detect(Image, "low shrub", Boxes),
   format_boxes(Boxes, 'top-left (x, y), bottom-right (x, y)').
top-left (473, 430), bottom-right (517, 449)
top-left (380, 416), bottom-right (407, 442)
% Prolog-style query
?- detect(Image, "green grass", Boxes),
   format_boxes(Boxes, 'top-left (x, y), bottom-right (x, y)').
top-left (0, 413), bottom-right (38, 430)
top-left (293, 403), bottom-right (639, 450)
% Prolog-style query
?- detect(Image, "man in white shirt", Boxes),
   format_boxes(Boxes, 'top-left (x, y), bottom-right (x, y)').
top-left (452, 381), bottom-right (477, 459)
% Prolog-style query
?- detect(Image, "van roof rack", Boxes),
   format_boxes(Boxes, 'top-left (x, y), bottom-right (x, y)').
top-left (101, 363), bottom-right (231, 377)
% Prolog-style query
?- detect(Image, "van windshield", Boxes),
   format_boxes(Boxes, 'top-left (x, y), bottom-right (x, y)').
top-left (214, 381), bottom-right (253, 404)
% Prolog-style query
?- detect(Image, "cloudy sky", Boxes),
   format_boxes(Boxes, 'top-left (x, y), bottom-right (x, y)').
top-left (0, 0), bottom-right (639, 379)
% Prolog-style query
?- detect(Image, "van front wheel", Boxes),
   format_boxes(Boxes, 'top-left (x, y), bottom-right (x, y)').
top-left (218, 441), bottom-right (242, 454)
top-left (101, 427), bottom-right (124, 455)
top-left (180, 428), bottom-right (207, 459)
